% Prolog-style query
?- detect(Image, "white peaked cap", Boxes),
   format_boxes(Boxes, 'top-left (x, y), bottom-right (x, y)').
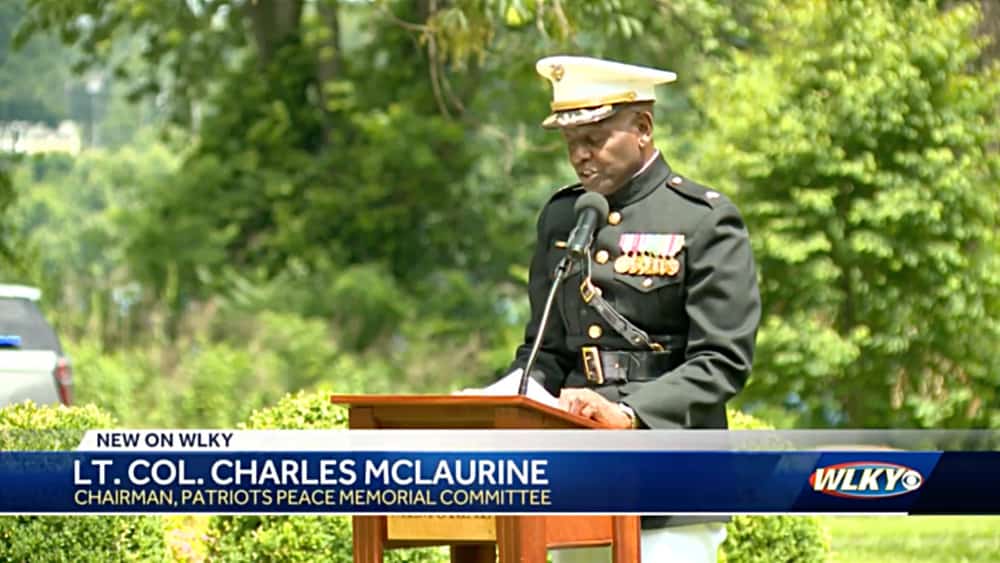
top-left (536, 56), bottom-right (677, 128)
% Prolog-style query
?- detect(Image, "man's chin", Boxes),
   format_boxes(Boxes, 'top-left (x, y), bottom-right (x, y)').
top-left (581, 179), bottom-right (618, 196)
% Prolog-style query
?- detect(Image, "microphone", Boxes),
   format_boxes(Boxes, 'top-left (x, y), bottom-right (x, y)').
top-left (566, 192), bottom-right (610, 258)
top-left (516, 191), bottom-right (609, 396)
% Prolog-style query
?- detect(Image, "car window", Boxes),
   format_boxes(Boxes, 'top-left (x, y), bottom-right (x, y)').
top-left (0, 298), bottom-right (62, 353)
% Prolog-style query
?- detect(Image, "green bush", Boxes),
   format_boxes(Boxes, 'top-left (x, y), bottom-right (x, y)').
top-left (68, 337), bottom-right (262, 429)
top-left (0, 400), bottom-right (116, 450)
top-left (0, 401), bottom-right (168, 562)
top-left (206, 388), bottom-right (447, 562)
top-left (722, 410), bottom-right (831, 563)
top-left (723, 515), bottom-right (830, 563)
top-left (175, 342), bottom-right (280, 428)
top-left (69, 339), bottom-right (162, 428)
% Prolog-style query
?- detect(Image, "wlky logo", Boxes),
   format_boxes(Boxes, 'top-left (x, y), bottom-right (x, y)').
top-left (809, 462), bottom-right (923, 499)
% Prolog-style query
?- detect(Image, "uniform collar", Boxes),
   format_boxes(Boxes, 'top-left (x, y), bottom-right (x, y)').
top-left (607, 151), bottom-right (671, 208)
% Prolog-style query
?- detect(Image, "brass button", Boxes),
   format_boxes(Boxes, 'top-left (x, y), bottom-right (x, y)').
top-left (595, 249), bottom-right (609, 264)
top-left (588, 324), bottom-right (603, 339)
top-left (608, 211), bottom-right (622, 225)
top-left (670, 175), bottom-right (683, 186)
top-left (642, 277), bottom-right (654, 288)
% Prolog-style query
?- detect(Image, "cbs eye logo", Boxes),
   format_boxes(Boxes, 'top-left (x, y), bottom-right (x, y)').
top-left (900, 470), bottom-right (922, 491)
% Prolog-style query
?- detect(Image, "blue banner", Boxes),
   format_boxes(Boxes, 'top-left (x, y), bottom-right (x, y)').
top-left (4, 450), bottom-right (1000, 514)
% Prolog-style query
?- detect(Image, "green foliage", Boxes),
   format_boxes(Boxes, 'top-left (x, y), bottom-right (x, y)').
top-left (696, 0), bottom-right (1000, 427)
top-left (723, 514), bottom-right (829, 563)
top-left (68, 339), bottom-right (160, 428)
top-left (0, 400), bottom-right (115, 450)
top-left (17, 0), bottom-right (242, 127)
top-left (6, 0), bottom-right (781, 405)
top-left (174, 342), bottom-right (274, 428)
top-left (207, 389), bottom-right (446, 563)
top-left (8, 0), bottom-right (1000, 435)
top-left (722, 410), bottom-right (830, 562)
top-left (0, 516), bottom-right (167, 563)
top-left (70, 308), bottom-right (391, 428)
top-left (0, 402), bottom-right (168, 562)
top-left (0, 0), bottom-right (72, 126)
top-left (238, 386), bottom-right (347, 430)
top-left (9, 139), bottom-right (178, 346)
top-left (208, 515), bottom-right (357, 563)
top-left (0, 154), bottom-right (16, 266)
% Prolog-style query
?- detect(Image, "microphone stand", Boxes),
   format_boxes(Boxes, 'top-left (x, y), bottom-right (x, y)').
top-left (518, 255), bottom-right (575, 396)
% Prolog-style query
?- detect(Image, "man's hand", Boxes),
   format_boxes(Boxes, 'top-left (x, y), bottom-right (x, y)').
top-left (559, 388), bottom-right (633, 429)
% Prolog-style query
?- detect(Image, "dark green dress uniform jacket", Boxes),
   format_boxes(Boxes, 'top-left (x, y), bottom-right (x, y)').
top-left (508, 155), bottom-right (761, 527)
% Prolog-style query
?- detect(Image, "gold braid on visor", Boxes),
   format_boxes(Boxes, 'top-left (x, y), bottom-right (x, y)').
top-left (550, 91), bottom-right (640, 111)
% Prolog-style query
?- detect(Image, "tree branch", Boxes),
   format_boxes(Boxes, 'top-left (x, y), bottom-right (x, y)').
top-left (427, 33), bottom-right (452, 119)
top-left (375, 1), bottom-right (430, 33)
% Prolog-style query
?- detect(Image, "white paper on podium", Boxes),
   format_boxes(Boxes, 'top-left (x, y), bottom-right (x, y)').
top-left (463, 369), bottom-right (563, 411)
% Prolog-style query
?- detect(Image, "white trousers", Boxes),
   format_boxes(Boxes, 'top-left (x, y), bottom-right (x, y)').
top-left (550, 523), bottom-right (727, 563)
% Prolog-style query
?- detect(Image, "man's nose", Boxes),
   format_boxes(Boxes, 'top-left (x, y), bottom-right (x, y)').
top-left (569, 144), bottom-right (591, 166)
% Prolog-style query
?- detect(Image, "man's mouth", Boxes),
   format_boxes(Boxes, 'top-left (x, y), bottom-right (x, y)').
top-left (579, 169), bottom-right (598, 181)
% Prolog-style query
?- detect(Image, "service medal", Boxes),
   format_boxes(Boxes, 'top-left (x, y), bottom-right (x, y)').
top-left (641, 254), bottom-right (654, 275)
top-left (652, 256), bottom-right (664, 276)
top-left (657, 256), bottom-right (668, 276)
top-left (628, 253), bottom-right (642, 275)
top-left (614, 254), bottom-right (631, 274)
top-left (664, 256), bottom-right (680, 276)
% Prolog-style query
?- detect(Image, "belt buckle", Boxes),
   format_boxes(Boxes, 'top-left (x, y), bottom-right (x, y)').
top-left (580, 278), bottom-right (601, 304)
top-left (582, 346), bottom-right (605, 385)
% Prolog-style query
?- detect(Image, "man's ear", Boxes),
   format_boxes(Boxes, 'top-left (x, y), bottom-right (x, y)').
top-left (634, 111), bottom-right (654, 148)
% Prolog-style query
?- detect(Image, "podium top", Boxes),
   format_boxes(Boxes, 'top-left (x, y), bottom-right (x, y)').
top-left (330, 394), bottom-right (606, 430)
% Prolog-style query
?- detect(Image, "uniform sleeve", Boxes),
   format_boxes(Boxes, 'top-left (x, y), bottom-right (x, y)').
top-left (508, 206), bottom-right (577, 396)
top-left (623, 202), bottom-right (761, 428)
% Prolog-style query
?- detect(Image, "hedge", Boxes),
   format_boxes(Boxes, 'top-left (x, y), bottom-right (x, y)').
top-left (0, 401), bottom-right (169, 562)
top-left (205, 387), bottom-right (447, 562)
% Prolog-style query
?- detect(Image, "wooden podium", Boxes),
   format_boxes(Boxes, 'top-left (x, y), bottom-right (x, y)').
top-left (330, 395), bottom-right (640, 563)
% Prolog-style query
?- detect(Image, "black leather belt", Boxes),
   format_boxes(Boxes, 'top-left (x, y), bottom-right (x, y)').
top-left (580, 347), bottom-right (683, 385)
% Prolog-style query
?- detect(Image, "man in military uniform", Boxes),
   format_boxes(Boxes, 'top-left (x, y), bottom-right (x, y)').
top-left (506, 56), bottom-right (762, 562)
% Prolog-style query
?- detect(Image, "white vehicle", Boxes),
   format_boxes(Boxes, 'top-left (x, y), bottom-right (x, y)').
top-left (0, 284), bottom-right (72, 406)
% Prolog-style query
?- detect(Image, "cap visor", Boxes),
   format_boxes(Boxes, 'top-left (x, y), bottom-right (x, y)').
top-left (541, 104), bottom-right (622, 129)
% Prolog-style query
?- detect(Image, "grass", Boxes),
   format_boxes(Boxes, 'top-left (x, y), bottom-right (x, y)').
top-left (821, 516), bottom-right (1000, 563)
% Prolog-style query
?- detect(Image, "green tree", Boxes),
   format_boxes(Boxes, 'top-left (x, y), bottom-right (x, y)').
top-left (7, 0), bottom-right (815, 404)
top-left (13, 0), bottom-right (771, 300)
top-left (0, 156), bottom-right (16, 266)
top-left (694, 0), bottom-right (1000, 427)
top-left (7, 0), bottom-right (811, 411)
top-left (9, 140), bottom-right (179, 344)
top-left (0, 0), bottom-right (72, 128)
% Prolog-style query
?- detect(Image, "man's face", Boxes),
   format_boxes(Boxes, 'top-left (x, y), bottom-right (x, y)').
top-left (560, 109), bottom-right (650, 196)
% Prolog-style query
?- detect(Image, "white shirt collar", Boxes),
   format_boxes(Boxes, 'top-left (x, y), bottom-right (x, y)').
top-left (632, 149), bottom-right (661, 179)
